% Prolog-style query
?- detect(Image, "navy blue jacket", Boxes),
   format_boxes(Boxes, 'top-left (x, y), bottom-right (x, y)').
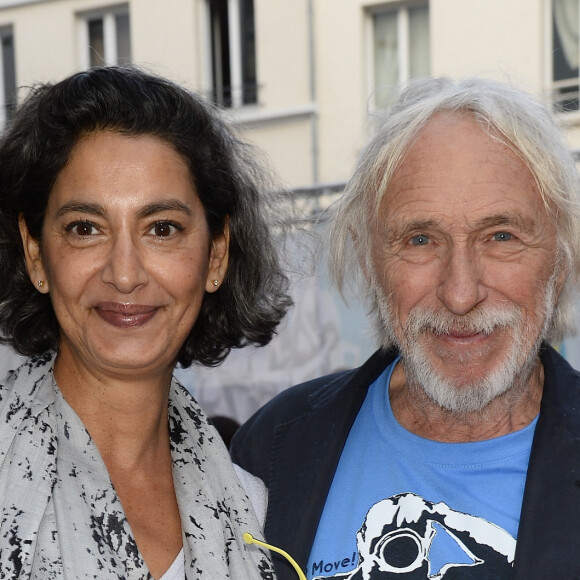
top-left (231, 345), bottom-right (580, 579)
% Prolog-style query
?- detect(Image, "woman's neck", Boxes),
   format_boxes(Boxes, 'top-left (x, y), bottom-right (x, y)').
top-left (53, 348), bottom-right (174, 466)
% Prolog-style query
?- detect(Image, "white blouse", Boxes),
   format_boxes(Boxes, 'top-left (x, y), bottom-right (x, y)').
top-left (159, 549), bottom-right (184, 580)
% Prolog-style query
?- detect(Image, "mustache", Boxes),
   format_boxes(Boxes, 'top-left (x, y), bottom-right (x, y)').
top-left (404, 304), bottom-right (522, 337)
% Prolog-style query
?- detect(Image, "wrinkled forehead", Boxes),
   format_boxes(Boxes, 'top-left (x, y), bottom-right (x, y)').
top-left (373, 112), bottom-right (549, 223)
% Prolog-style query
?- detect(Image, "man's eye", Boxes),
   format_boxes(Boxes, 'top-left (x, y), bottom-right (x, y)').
top-left (492, 232), bottom-right (513, 242)
top-left (410, 234), bottom-right (429, 246)
top-left (150, 221), bottom-right (181, 237)
top-left (66, 221), bottom-right (97, 236)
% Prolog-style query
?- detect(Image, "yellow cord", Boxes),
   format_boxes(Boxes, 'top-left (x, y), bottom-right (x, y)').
top-left (243, 532), bottom-right (307, 580)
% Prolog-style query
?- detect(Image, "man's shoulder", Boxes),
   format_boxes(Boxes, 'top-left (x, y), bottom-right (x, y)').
top-left (231, 349), bottom-right (397, 476)
top-left (242, 349), bottom-right (395, 429)
top-left (542, 344), bottom-right (580, 387)
top-left (541, 344), bottom-right (580, 424)
top-left (246, 366), bottom-right (356, 424)
top-left (233, 369), bottom-right (353, 453)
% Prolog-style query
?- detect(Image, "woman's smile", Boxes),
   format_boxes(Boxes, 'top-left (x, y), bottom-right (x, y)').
top-left (94, 302), bottom-right (160, 328)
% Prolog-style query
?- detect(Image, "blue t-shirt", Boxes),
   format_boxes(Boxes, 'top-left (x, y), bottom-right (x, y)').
top-left (307, 359), bottom-right (537, 579)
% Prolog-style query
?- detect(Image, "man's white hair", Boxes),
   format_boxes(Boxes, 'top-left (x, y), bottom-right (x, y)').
top-left (325, 76), bottom-right (580, 345)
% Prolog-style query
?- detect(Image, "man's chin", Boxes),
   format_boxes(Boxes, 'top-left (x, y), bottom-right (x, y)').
top-left (405, 367), bottom-right (508, 414)
top-left (402, 343), bottom-right (541, 415)
top-left (424, 356), bottom-right (505, 387)
top-left (419, 380), bottom-right (509, 414)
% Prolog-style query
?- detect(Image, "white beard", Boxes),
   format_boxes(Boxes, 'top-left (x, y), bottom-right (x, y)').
top-left (372, 273), bottom-right (557, 414)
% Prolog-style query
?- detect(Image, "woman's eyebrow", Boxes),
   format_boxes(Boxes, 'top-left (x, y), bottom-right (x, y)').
top-left (55, 201), bottom-right (105, 218)
top-left (54, 200), bottom-right (193, 219)
top-left (136, 200), bottom-right (193, 219)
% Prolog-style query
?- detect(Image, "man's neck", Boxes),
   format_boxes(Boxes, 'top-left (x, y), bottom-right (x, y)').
top-left (388, 360), bottom-right (544, 442)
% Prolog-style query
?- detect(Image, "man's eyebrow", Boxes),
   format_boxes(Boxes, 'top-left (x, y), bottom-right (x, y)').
top-left (55, 201), bottom-right (105, 218)
top-left (136, 200), bottom-right (193, 219)
top-left (474, 212), bottom-right (539, 234)
top-left (380, 213), bottom-right (541, 243)
top-left (382, 219), bottom-right (440, 243)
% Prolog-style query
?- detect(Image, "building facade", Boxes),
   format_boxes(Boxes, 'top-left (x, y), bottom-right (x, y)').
top-left (1, 0), bottom-right (579, 416)
top-left (1, 0), bottom-right (579, 187)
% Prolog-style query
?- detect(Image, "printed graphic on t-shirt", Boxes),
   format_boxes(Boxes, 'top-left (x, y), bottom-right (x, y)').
top-left (311, 492), bottom-right (516, 579)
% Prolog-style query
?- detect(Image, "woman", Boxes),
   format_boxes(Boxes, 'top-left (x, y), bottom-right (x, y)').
top-left (0, 66), bottom-right (291, 579)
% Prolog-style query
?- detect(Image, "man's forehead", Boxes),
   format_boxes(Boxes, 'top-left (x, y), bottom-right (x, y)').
top-left (391, 114), bottom-right (529, 181)
top-left (376, 113), bottom-right (548, 224)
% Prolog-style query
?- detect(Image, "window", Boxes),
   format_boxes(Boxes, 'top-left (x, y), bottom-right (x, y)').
top-left (78, 5), bottom-right (131, 69)
top-left (207, 0), bottom-right (257, 108)
top-left (370, 2), bottom-right (430, 109)
top-left (552, 0), bottom-right (580, 111)
top-left (0, 26), bottom-right (16, 128)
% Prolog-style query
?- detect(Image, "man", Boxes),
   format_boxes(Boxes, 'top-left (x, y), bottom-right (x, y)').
top-left (231, 77), bottom-right (580, 579)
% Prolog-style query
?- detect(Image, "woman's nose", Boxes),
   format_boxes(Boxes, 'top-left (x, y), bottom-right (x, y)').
top-left (100, 233), bottom-right (148, 293)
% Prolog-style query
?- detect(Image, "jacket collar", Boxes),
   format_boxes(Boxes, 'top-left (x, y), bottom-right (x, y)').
top-left (513, 345), bottom-right (580, 577)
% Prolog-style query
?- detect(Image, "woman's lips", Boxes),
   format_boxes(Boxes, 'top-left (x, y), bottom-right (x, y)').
top-left (95, 302), bottom-right (158, 328)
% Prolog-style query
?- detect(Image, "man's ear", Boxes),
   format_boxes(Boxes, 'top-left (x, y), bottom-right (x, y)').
top-left (205, 219), bottom-right (230, 293)
top-left (349, 225), bottom-right (373, 283)
top-left (18, 215), bottom-right (49, 293)
top-left (554, 264), bottom-right (568, 300)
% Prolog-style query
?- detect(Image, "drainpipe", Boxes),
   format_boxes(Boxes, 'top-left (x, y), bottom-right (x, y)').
top-left (308, 0), bottom-right (319, 184)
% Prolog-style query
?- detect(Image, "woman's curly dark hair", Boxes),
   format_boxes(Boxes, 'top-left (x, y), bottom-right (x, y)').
top-left (0, 66), bottom-right (292, 367)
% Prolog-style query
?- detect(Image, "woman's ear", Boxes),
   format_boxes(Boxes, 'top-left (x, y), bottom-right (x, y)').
top-left (205, 219), bottom-right (230, 293)
top-left (18, 215), bottom-right (49, 294)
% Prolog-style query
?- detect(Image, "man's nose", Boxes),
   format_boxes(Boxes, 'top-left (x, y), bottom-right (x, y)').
top-left (101, 233), bottom-right (148, 293)
top-left (435, 244), bottom-right (487, 315)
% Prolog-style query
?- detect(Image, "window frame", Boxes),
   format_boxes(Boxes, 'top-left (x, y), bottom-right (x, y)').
top-left (366, 1), bottom-right (430, 111)
top-left (77, 4), bottom-right (131, 70)
top-left (203, 0), bottom-right (258, 109)
top-left (0, 25), bottom-right (16, 129)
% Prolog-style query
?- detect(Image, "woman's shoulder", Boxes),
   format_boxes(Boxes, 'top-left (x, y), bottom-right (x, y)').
top-left (0, 345), bottom-right (28, 384)
top-left (0, 351), bottom-right (55, 415)
top-left (233, 464), bottom-right (268, 528)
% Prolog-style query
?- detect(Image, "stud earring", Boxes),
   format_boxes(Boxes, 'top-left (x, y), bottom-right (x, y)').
top-left (213, 280), bottom-right (219, 287)
top-left (37, 280), bottom-right (44, 288)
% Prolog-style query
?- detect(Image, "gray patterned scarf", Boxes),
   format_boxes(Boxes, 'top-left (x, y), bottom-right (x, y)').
top-left (0, 354), bottom-right (275, 579)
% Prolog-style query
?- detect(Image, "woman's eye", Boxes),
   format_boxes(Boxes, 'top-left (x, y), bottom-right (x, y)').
top-left (150, 221), bottom-right (181, 237)
top-left (410, 234), bottom-right (429, 246)
top-left (492, 231), bottom-right (513, 242)
top-left (66, 221), bottom-right (97, 236)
